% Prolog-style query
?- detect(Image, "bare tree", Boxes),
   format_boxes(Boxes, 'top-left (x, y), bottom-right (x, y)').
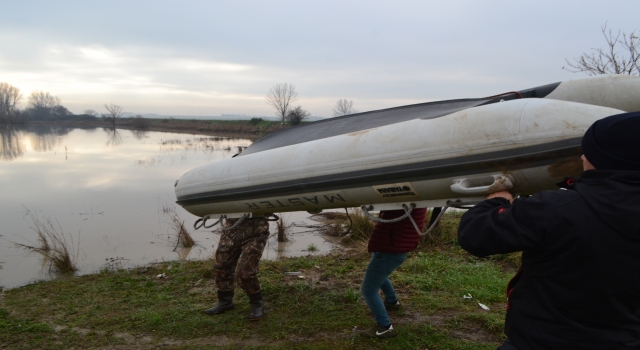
top-left (29, 91), bottom-right (60, 109)
top-left (0, 82), bottom-right (23, 120)
top-left (83, 109), bottom-right (98, 117)
top-left (104, 103), bottom-right (123, 128)
top-left (564, 23), bottom-right (639, 76)
top-left (27, 91), bottom-right (61, 120)
top-left (333, 99), bottom-right (357, 117)
top-left (266, 83), bottom-right (298, 122)
top-left (286, 106), bottom-right (310, 125)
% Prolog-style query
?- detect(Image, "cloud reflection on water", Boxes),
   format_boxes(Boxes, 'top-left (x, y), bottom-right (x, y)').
top-left (0, 127), bottom-right (332, 289)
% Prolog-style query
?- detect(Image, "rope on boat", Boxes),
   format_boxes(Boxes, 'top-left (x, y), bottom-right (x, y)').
top-left (194, 218), bottom-right (203, 230)
top-left (193, 197), bottom-right (483, 232)
top-left (422, 206), bottom-right (449, 236)
top-left (221, 213), bottom-right (250, 231)
top-left (204, 216), bottom-right (222, 229)
top-left (194, 213), bottom-right (250, 230)
top-left (418, 200), bottom-right (483, 236)
top-left (194, 215), bottom-right (221, 230)
top-left (360, 203), bottom-right (415, 223)
top-left (358, 203), bottom-right (453, 237)
top-left (405, 205), bottom-right (422, 235)
top-left (265, 214), bottom-right (280, 221)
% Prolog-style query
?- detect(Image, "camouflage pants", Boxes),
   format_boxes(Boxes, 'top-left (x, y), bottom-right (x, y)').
top-left (214, 217), bottom-right (270, 295)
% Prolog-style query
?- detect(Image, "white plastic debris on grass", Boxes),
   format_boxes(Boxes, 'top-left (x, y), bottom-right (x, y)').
top-left (478, 303), bottom-right (490, 311)
top-left (156, 273), bottom-right (167, 279)
top-left (463, 293), bottom-right (473, 299)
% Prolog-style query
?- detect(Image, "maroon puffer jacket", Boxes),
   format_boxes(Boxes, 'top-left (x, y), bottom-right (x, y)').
top-left (367, 208), bottom-right (427, 253)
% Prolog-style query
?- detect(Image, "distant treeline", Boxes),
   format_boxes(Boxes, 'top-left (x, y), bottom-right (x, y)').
top-left (0, 83), bottom-right (98, 124)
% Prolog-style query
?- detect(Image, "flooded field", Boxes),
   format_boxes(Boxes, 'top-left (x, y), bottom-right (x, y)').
top-left (0, 125), bottom-right (334, 289)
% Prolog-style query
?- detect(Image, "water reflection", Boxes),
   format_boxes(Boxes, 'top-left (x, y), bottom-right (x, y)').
top-left (0, 126), bottom-right (24, 161)
top-left (134, 156), bottom-right (163, 168)
top-left (29, 125), bottom-right (70, 152)
top-left (104, 127), bottom-right (123, 147)
top-left (131, 129), bottom-right (149, 140)
top-left (175, 246), bottom-right (192, 260)
top-left (0, 125), bottom-right (81, 161)
top-left (159, 136), bottom-right (246, 155)
top-left (276, 241), bottom-right (288, 260)
top-left (0, 127), bottom-right (333, 289)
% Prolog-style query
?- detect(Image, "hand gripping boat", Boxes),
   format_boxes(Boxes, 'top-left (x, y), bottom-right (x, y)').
top-left (175, 74), bottom-right (640, 226)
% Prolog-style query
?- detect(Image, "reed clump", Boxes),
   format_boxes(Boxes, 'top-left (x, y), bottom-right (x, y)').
top-left (15, 213), bottom-right (78, 274)
top-left (275, 214), bottom-right (288, 242)
top-left (161, 202), bottom-right (195, 249)
top-left (172, 215), bottom-right (194, 248)
top-left (317, 221), bottom-right (344, 237)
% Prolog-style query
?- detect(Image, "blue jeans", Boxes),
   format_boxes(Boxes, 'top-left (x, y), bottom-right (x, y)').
top-left (360, 252), bottom-right (408, 327)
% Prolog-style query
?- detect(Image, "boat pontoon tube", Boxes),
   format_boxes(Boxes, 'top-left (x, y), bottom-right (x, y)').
top-left (175, 98), bottom-right (624, 218)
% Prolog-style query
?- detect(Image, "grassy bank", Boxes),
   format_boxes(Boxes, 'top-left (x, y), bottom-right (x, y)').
top-left (0, 211), bottom-right (519, 349)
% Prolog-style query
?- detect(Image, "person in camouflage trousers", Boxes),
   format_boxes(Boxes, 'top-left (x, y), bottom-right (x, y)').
top-left (204, 217), bottom-right (270, 320)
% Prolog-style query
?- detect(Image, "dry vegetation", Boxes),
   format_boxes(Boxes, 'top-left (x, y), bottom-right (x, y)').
top-left (172, 215), bottom-right (194, 249)
top-left (275, 214), bottom-right (289, 242)
top-left (161, 202), bottom-right (195, 249)
top-left (13, 212), bottom-right (78, 274)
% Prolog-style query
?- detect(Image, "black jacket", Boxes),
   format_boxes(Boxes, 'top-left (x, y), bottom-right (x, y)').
top-left (458, 170), bottom-right (640, 350)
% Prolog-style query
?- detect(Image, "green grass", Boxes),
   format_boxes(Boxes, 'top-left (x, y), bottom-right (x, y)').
top-left (1, 212), bottom-right (514, 349)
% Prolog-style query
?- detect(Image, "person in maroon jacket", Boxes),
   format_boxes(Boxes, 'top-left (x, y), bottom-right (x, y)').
top-left (357, 207), bottom-right (427, 339)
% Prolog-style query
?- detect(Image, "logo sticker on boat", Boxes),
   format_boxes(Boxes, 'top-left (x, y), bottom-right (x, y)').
top-left (373, 182), bottom-right (420, 198)
top-left (244, 193), bottom-right (347, 211)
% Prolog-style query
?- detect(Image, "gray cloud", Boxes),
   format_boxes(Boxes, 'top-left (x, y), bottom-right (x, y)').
top-left (1, 0), bottom-right (638, 117)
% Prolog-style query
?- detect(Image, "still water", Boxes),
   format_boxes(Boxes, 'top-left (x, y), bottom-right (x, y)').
top-left (0, 125), bottom-right (333, 289)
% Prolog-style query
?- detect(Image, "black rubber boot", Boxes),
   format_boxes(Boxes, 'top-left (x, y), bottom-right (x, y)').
top-left (248, 291), bottom-right (263, 320)
top-left (204, 290), bottom-right (235, 315)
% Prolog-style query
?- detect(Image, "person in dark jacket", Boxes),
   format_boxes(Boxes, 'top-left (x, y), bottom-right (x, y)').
top-left (357, 207), bottom-right (427, 339)
top-left (457, 111), bottom-right (640, 350)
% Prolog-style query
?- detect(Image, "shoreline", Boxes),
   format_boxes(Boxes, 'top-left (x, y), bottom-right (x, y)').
top-left (0, 211), bottom-right (513, 349)
top-left (9, 117), bottom-right (292, 141)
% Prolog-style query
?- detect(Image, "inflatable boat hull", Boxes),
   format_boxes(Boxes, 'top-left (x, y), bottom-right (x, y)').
top-left (175, 97), bottom-right (625, 218)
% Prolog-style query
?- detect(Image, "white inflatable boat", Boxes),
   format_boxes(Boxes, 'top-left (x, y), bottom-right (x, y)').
top-left (175, 74), bottom-right (640, 222)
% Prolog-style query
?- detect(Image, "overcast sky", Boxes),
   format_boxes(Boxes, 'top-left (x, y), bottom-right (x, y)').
top-left (1, 1), bottom-right (638, 118)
